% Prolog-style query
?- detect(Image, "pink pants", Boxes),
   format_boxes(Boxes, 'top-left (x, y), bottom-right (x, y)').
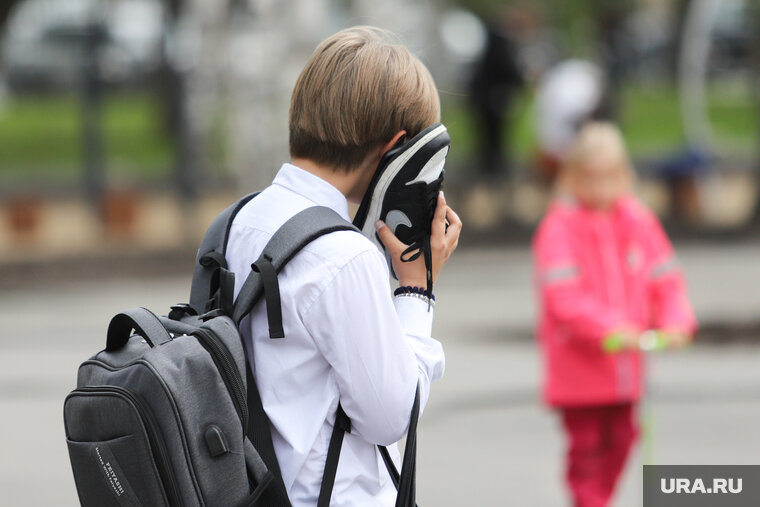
top-left (560, 403), bottom-right (639, 507)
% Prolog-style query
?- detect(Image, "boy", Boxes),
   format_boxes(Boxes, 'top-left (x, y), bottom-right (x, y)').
top-left (533, 122), bottom-right (696, 507)
top-left (225, 27), bottom-right (462, 505)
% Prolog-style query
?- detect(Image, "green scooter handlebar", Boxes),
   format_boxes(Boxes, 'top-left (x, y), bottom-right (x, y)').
top-left (603, 330), bottom-right (670, 353)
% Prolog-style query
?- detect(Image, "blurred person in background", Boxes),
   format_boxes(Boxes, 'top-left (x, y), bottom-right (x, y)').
top-left (532, 122), bottom-right (697, 507)
top-left (468, 8), bottom-right (524, 181)
top-left (534, 60), bottom-right (607, 183)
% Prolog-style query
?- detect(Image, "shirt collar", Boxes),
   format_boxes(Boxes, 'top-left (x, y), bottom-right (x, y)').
top-left (272, 163), bottom-right (351, 221)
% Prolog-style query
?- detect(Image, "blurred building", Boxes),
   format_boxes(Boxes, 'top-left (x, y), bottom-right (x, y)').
top-left (0, 0), bottom-right (441, 192)
top-left (2, 0), bottom-right (164, 92)
top-left (171, 0), bottom-right (441, 191)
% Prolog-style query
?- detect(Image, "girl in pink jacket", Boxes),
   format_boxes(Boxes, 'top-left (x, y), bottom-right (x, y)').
top-left (532, 122), bottom-right (696, 507)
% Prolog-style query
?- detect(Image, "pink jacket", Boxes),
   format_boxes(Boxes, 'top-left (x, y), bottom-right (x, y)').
top-left (532, 196), bottom-right (697, 407)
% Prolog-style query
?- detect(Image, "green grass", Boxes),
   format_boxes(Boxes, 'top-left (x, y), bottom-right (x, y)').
top-left (706, 83), bottom-right (760, 154)
top-left (621, 83), bottom-right (758, 156)
top-left (442, 81), bottom-right (759, 171)
top-left (620, 84), bottom-right (686, 155)
top-left (102, 94), bottom-right (174, 177)
top-left (0, 82), bottom-right (756, 188)
top-left (0, 92), bottom-right (173, 187)
top-left (0, 95), bottom-right (81, 182)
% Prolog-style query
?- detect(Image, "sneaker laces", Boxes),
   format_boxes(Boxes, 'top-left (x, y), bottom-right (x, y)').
top-left (398, 174), bottom-right (444, 309)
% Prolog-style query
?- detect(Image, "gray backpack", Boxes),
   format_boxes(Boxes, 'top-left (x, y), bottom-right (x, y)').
top-left (64, 196), bottom-right (420, 506)
top-left (64, 307), bottom-right (271, 507)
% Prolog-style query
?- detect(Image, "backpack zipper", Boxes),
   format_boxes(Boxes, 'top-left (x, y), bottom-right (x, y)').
top-left (71, 386), bottom-right (184, 507)
top-left (191, 328), bottom-right (249, 432)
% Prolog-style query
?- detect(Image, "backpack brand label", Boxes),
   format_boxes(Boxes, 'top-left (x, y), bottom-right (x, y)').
top-left (92, 443), bottom-right (141, 507)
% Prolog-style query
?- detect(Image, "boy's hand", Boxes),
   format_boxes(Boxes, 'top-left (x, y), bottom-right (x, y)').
top-left (375, 192), bottom-right (462, 289)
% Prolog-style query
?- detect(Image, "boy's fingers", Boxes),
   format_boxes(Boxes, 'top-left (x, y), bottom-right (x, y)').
top-left (375, 220), bottom-right (406, 254)
top-left (431, 192), bottom-right (448, 241)
top-left (445, 206), bottom-right (462, 234)
top-left (444, 206), bottom-right (462, 248)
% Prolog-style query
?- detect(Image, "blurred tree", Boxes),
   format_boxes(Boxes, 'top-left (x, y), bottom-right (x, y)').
top-left (160, 0), bottom-right (198, 202)
top-left (80, 20), bottom-right (107, 207)
top-left (0, 0), bottom-right (24, 81)
top-left (452, 0), bottom-right (618, 59)
top-left (669, 0), bottom-right (693, 80)
top-left (594, 0), bottom-right (634, 121)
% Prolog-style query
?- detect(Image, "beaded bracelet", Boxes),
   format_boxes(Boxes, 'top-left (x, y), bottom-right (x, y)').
top-left (393, 285), bottom-right (435, 300)
top-left (395, 292), bottom-right (436, 308)
top-left (394, 285), bottom-right (435, 302)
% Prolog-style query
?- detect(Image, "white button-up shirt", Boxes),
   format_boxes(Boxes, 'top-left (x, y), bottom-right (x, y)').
top-left (225, 163), bottom-right (445, 506)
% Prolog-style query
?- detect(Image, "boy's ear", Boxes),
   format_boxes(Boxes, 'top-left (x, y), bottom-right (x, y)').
top-left (378, 130), bottom-right (407, 158)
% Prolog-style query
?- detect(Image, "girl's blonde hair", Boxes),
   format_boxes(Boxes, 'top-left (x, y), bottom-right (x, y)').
top-left (564, 121), bottom-right (633, 176)
top-left (558, 121), bottom-right (634, 192)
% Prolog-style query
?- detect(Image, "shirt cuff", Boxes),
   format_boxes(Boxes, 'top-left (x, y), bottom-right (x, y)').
top-left (394, 294), bottom-right (445, 391)
top-left (393, 295), bottom-right (434, 337)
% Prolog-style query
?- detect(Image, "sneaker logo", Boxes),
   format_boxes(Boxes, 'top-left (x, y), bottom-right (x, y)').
top-left (404, 148), bottom-right (448, 186)
top-left (385, 209), bottom-right (413, 234)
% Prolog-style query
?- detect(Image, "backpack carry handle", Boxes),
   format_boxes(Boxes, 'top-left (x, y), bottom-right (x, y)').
top-left (189, 192), bottom-right (259, 314)
top-left (106, 307), bottom-right (173, 352)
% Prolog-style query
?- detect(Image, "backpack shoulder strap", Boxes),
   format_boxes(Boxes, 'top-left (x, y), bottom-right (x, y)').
top-left (231, 205), bottom-right (358, 325)
top-left (232, 205), bottom-right (358, 507)
top-left (189, 192), bottom-right (258, 314)
top-left (232, 205), bottom-right (419, 505)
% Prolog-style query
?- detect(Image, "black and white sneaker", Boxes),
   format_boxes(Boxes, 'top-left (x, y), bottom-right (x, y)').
top-left (353, 123), bottom-right (450, 295)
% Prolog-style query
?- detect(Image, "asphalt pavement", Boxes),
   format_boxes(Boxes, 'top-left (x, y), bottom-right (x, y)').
top-left (1, 242), bottom-right (759, 506)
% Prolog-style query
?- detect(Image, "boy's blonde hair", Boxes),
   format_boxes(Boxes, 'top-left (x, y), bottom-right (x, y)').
top-left (564, 121), bottom-right (633, 177)
top-left (289, 26), bottom-right (441, 172)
